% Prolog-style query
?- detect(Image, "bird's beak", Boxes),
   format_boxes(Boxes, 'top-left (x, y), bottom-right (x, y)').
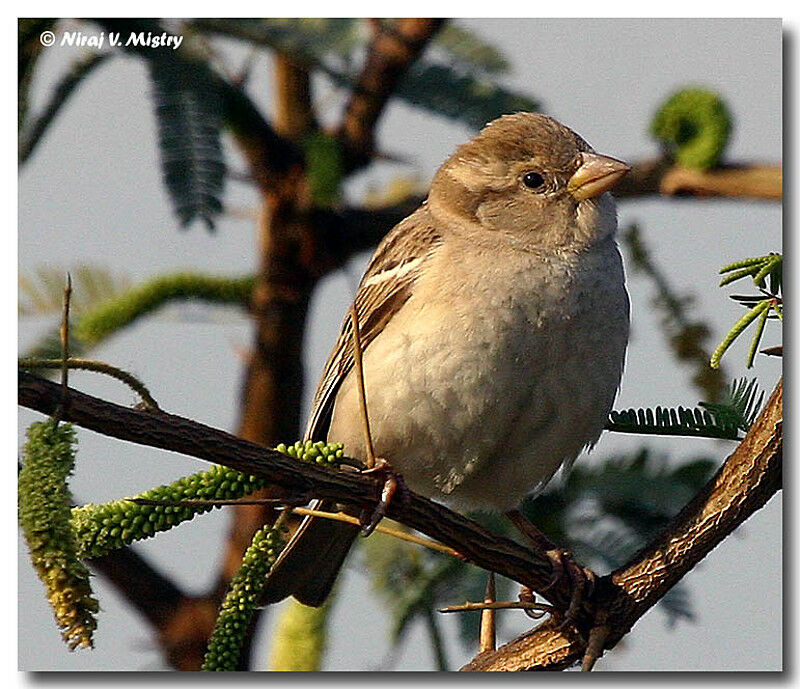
top-left (567, 153), bottom-right (631, 200)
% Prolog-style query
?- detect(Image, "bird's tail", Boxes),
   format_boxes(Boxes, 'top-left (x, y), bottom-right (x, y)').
top-left (259, 499), bottom-right (360, 607)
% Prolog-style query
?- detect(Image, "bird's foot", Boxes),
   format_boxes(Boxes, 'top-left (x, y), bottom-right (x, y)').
top-left (505, 510), bottom-right (596, 629)
top-left (358, 458), bottom-right (405, 536)
top-left (541, 549), bottom-right (596, 631)
top-left (517, 586), bottom-right (550, 620)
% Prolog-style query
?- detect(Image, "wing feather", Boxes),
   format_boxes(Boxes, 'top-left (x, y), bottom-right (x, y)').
top-left (305, 206), bottom-right (443, 441)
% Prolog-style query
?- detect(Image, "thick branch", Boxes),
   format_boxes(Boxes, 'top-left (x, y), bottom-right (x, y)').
top-left (273, 55), bottom-right (316, 140)
top-left (463, 379), bottom-right (782, 671)
top-left (610, 379), bottom-right (782, 619)
top-left (338, 18), bottom-right (445, 171)
top-left (19, 371), bottom-right (571, 608)
top-left (89, 546), bottom-right (184, 626)
top-left (614, 158), bottom-right (782, 200)
top-left (309, 195), bottom-right (425, 267)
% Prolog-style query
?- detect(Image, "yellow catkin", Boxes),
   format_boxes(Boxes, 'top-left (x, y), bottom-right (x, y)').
top-left (268, 599), bottom-right (332, 671)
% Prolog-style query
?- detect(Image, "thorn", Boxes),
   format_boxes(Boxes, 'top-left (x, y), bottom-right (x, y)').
top-left (479, 572), bottom-right (497, 653)
top-left (760, 345), bottom-right (783, 357)
top-left (55, 272), bottom-right (73, 423)
top-left (581, 618), bottom-right (610, 672)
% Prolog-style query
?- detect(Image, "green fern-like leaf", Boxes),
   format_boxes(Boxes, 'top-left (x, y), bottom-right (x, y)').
top-left (432, 23), bottom-right (510, 75)
top-left (19, 265), bottom-right (130, 317)
top-left (606, 404), bottom-right (741, 440)
top-left (148, 57), bottom-right (225, 230)
top-left (712, 253), bottom-right (782, 369)
top-left (523, 449), bottom-right (716, 569)
top-left (699, 377), bottom-right (764, 433)
top-left (397, 62), bottom-right (540, 129)
top-left (660, 585), bottom-right (695, 628)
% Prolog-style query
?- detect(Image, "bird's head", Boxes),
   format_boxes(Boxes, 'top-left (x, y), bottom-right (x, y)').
top-left (428, 112), bottom-right (630, 250)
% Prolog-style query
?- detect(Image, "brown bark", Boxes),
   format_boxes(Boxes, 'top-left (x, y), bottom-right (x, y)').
top-left (614, 158), bottom-right (782, 200)
top-left (19, 370), bottom-right (783, 668)
top-left (338, 18), bottom-right (445, 170)
top-left (463, 379), bottom-right (782, 671)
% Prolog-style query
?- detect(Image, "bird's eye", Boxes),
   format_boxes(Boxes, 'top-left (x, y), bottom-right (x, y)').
top-left (522, 171), bottom-right (546, 190)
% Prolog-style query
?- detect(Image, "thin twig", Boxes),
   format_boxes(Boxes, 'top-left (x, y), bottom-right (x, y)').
top-left (18, 357), bottom-right (160, 411)
top-left (290, 505), bottom-right (460, 558)
top-left (350, 304), bottom-right (376, 469)
top-left (439, 600), bottom-right (556, 615)
top-left (130, 496), bottom-right (461, 559)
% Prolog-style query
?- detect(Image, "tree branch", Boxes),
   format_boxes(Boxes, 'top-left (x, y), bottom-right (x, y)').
top-left (18, 18), bottom-right (57, 130)
top-left (88, 546), bottom-right (184, 626)
top-left (614, 158), bottom-right (781, 200)
top-left (463, 379), bottom-right (782, 671)
top-left (19, 51), bottom-right (111, 165)
top-left (309, 195), bottom-right (425, 267)
top-left (273, 55), bottom-right (317, 140)
top-left (338, 18), bottom-right (445, 171)
top-left (18, 370), bottom-right (572, 609)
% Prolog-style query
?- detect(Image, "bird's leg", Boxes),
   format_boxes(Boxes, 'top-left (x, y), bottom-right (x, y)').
top-left (559, 560), bottom-right (595, 629)
top-left (506, 509), bottom-right (596, 628)
top-left (358, 458), bottom-right (407, 536)
top-left (349, 301), bottom-right (402, 536)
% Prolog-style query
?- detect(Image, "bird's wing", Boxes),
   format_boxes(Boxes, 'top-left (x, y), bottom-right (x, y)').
top-left (260, 206), bottom-right (443, 607)
top-left (304, 206), bottom-right (443, 441)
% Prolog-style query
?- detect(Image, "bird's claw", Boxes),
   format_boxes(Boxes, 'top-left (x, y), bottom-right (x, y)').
top-left (539, 548), bottom-right (596, 631)
top-left (358, 458), bottom-right (404, 536)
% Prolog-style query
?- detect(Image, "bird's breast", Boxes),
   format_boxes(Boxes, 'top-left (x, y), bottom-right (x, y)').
top-left (327, 239), bottom-right (629, 511)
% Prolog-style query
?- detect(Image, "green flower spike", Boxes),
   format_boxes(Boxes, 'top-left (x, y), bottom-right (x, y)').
top-left (71, 465), bottom-right (271, 558)
top-left (19, 421), bottom-right (99, 650)
top-left (202, 524), bottom-right (287, 671)
top-left (71, 441), bottom-right (345, 559)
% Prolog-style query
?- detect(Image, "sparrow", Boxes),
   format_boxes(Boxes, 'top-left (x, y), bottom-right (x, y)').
top-left (261, 112), bottom-right (631, 607)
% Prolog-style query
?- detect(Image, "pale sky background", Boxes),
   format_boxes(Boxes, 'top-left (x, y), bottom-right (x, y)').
top-left (17, 18), bottom-right (782, 672)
